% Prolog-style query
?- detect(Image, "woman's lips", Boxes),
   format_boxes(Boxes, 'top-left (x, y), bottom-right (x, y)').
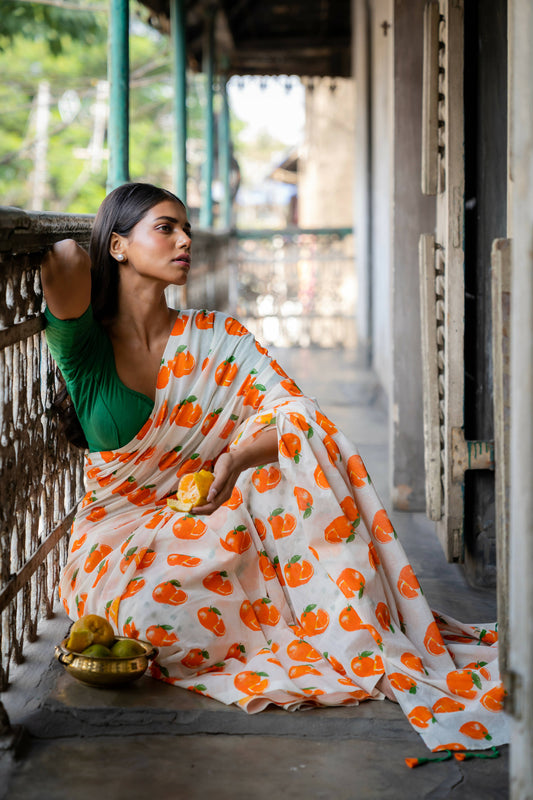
top-left (173, 255), bottom-right (191, 266)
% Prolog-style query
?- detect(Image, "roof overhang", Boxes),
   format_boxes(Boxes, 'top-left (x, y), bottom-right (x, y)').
top-left (139, 0), bottom-right (352, 77)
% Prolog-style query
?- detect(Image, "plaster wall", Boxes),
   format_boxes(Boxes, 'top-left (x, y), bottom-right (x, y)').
top-left (390, 0), bottom-right (435, 510)
top-left (368, 0), bottom-right (394, 397)
top-left (298, 78), bottom-right (356, 229)
top-left (509, 0), bottom-right (533, 794)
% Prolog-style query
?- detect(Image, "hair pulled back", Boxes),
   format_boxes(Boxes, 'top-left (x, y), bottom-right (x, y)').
top-left (90, 182), bottom-right (182, 322)
top-left (54, 182), bottom-right (183, 449)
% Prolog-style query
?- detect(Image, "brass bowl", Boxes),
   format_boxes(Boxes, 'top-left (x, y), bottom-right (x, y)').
top-left (55, 636), bottom-right (158, 687)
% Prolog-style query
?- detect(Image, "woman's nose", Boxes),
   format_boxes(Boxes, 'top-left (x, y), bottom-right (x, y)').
top-left (176, 228), bottom-right (191, 247)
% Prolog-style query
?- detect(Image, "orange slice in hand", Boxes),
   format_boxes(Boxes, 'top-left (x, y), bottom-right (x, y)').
top-left (167, 470), bottom-right (215, 512)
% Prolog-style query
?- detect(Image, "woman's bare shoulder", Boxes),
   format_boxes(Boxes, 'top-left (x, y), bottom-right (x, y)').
top-left (41, 239), bottom-right (91, 320)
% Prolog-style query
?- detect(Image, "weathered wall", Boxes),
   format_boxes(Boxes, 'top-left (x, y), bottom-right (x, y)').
top-left (368, 0), bottom-right (394, 396)
top-left (298, 78), bottom-right (356, 229)
top-left (509, 1), bottom-right (533, 795)
top-left (390, 0), bottom-right (436, 511)
top-left (352, 0), bottom-right (372, 362)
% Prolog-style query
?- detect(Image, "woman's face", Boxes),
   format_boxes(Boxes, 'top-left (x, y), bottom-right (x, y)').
top-left (110, 199), bottom-right (192, 287)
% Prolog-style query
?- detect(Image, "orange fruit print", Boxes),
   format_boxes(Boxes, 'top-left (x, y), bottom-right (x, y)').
top-left (287, 639), bottom-right (322, 662)
top-left (196, 310), bottom-right (215, 329)
top-left (315, 411), bottom-right (337, 435)
top-left (339, 605), bottom-right (362, 631)
top-left (220, 525), bottom-right (252, 554)
top-left (170, 345), bottom-right (195, 377)
top-left (325, 515), bottom-right (358, 544)
top-left (252, 465), bottom-right (282, 492)
top-left (293, 486), bottom-right (314, 517)
top-left (279, 433), bottom-right (302, 463)
top-left (234, 670), bottom-right (270, 695)
top-left (284, 555), bottom-right (314, 586)
top-left (408, 706), bottom-right (435, 729)
top-left (83, 543), bottom-right (112, 573)
top-left (258, 551), bottom-right (276, 581)
top-left (197, 606), bottom-right (226, 637)
top-left (252, 598), bottom-right (281, 626)
top-left (446, 669), bottom-right (482, 699)
top-left (400, 652), bottom-right (426, 674)
top-left (459, 721), bottom-right (492, 741)
top-left (225, 643), bottom-right (247, 663)
top-left (146, 624), bottom-right (179, 647)
top-left (223, 486), bottom-right (243, 510)
top-left (432, 697), bottom-right (465, 713)
top-left (300, 604), bottom-right (330, 636)
top-left (347, 454), bottom-right (368, 487)
top-left (171, 313), bottom-right (189, 335)
top-left (225, 317), bottom-right (248, 336)
top-left (424, 621), bottom-right (446, 655)
top-left (397, 564), bottom-right (421, 598)
top-left (372, 509), bottom-right (396, 543)
top-left (239, 600), bottom-right (261, 631)
top-left (181, 648), bottom-right (210, 669)
top-left (480, 685), bottom-right (505, 712)
top-left (351, 652), bottom-right (383, 678)
top-left (389, 672), bottom-right (418, 694)
top-left (152, 580), bottom-right (188, 605)
top-left (167, 553), bottom-right (202, 567)
top-left (203, 571), bottom-right (234, 595)
top-left (336, 568), bottom-right (366, 599)
top-left (215, 356), bottom-right (238, 386)
top-left (172, 515), bottom-right (207, 540)
top-left (313, 464), bottom-right (330, 489)
top-left (268, 508), bottom-right (297, 539)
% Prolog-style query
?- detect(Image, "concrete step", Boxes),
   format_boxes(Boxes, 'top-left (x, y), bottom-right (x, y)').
top-left (4, 611), bottom-right (416, 743)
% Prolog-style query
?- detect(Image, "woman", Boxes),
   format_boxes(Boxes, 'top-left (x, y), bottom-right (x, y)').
top-left (43, 182), bottom-right (507, 752)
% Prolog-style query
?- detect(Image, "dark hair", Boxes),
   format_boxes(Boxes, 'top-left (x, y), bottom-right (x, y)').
top-left (90, 182), bottom-right (183, 322)
top-left (56, 182), bottom-right (184, 449)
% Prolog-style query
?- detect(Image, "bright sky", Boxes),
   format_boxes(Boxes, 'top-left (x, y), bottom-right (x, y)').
top-left (227, 76), bottom-right (305, 146)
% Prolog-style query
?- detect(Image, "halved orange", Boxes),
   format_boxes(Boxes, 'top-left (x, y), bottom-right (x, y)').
top-left (167, 469), bottom-right (215, 512)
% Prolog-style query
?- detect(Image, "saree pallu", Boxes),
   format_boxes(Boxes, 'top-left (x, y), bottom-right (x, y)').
top-left (58, 309), bottom-right (508, 751)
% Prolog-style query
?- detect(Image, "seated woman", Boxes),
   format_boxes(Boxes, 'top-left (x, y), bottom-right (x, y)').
top-left (42, 182), bottom-right (508, 752)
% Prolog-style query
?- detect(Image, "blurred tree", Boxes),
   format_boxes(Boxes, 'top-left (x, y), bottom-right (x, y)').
top-left (0, 2), bottom-right (208, 214)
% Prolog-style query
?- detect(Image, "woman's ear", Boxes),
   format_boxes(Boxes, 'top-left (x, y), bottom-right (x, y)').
top-left (109, 232), bottom-right (127, 262)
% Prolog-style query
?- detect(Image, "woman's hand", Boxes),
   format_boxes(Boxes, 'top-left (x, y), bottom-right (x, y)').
top-left (191, 451), bottom-right (242, 515)
top-left (192, 427), bottom-right (279, 516)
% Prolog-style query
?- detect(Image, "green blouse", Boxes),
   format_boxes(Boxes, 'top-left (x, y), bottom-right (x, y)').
top-left (44, 305), bottom-right (154, 452)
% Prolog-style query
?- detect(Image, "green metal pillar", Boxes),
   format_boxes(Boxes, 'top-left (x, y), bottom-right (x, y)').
top-left (218, 75), bottom-right (231, 229)
top-left (107, 0), bottom-right (130, 192)
top-left (170, 0), bottom-right (187, 204)
top-left (200, 10), bottom-right (215, 229)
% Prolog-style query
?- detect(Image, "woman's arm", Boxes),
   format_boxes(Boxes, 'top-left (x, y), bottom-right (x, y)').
top-left (41, 239), bottom-right (91, 320)
top-left (192, 427), bottom-right (279, 515)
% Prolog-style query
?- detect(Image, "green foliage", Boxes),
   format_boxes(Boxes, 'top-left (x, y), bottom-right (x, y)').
top-left (0, 0), bottom-right (105, 55)
top-left (0, 2), bottom-right (207, 213)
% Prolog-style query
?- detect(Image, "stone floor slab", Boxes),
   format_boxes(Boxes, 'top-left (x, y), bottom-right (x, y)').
top-left (4, 734), bottom-right (509, 800)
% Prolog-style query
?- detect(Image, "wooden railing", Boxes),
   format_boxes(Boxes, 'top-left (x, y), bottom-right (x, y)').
top-left (0, 210), bottom-right (230, 739)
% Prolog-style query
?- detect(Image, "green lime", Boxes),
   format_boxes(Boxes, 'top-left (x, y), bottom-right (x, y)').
top-left (110, 639), bottom-right (145, 658)
top-left (81, 644), bottom-right (112, 658)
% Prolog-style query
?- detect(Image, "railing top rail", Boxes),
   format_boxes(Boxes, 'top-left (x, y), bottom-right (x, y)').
top-left (0, 207), bottom-right (95, 255)
top-left (0, 207), bottom-right (230, 255)
top-left (233, 226), bottom-right (353, 240)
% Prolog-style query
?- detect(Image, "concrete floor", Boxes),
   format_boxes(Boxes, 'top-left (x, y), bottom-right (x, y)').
top-left (0, 347), bottom-right (509, 799)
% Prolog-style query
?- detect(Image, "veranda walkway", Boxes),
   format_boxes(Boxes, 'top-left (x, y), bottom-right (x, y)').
top-left (0, 347), bottom-right (509, 800)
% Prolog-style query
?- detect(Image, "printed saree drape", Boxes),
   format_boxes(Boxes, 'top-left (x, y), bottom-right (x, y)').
top-left (58, 310), bottom-right (508, 751)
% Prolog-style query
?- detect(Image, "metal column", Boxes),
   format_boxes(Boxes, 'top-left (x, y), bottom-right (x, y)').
top-left (218, 75), bottom-right (231, 229)
top-left (170, 0), bottom-right (187, 204)
top-left (107, 0), bottom-right (130, 191)
top-left (200, 10), bottom-right (215, 229)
